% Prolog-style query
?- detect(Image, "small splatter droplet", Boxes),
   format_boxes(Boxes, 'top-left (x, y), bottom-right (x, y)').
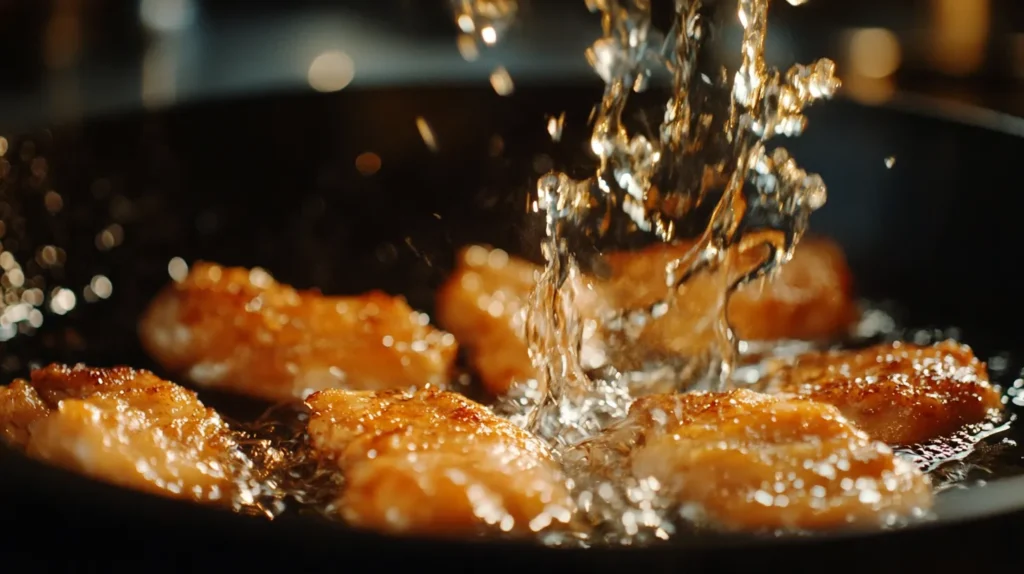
top-left (415, 117), bottom-right (439, 153)
top-left (547, 113), bottom-right (566, 142)
top-left (168, 257), bottom-right (189, 282)
top-left (490, 66), bottom-right (514, 96)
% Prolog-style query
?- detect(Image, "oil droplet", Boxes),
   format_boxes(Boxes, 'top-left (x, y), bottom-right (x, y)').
top-left (490, 66), bottom-right (514, 96)
top-left (451, 0), bottom-right (517, 49)
top-left (89, 275), bottom-right (113, 299)
top-left (44, 190), bottom-right (63, 213)
top-left (885, 156), bottom-right (896, 168)
top-left (95, 224), bottom-right (124, 251)
top-left (355, 152), bottom-right (382, 176)
top-left (546, 113), bottom-right (565, 142)
top-left (415, 117), bottom-right (439, 153)
top-left (168, 257), bottom-right (189, 282)
top-left (457, 34), bottom-right (480, 61)
top-left (307, 51), bottom-right (355, 93)
top-left (481, 26), bottom-right (498, 45)
top-left (49, 287), bottom-right (76, 315)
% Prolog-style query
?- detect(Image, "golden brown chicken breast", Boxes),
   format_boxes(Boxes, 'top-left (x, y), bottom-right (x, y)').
top-left (435, 246), bottom-right (543, 398)
top-left (764, 340), bottom-right (1003, 445)
top-left (305, 387), bottom-right (574, 536)
top-left (139, 262), bottom-right (458, 403)
top-left (625, 389), bottom-right (932, 531)
top-left (436, 238), bottom-right (856, 396)
top-left (0, 364), bottom-right (246, 504)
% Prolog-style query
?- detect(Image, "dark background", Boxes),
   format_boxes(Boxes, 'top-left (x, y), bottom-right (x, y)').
top-left (0, 0), bottom-right (1023, 127)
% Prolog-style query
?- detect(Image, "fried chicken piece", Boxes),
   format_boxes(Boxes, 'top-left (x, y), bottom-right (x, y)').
top-left (140, 262), bottom-right (458, 403)
top-left (435, 246), bottom-right (542, 397)
top-left (305, 387), bottom-right (574, 536)
top-left (625, 389), bottom-right (932, 531)
top-left (0, 364), bottom-right (244, 504)
top-left (764, 340), bottom-right (1003, 445)
top-left (594, 236), bottom-right (858, 365)
top-left (436, 238), bottom-right (856, 395)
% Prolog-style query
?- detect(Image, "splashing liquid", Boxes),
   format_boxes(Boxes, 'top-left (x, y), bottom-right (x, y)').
top-left (517, 0), bottom-right (838, 448)
top-left (501, 0), bottom-right (841, 544)
top-left (234, 0), bottom-right (1015, 545)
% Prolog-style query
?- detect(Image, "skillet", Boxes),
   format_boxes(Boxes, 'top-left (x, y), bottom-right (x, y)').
top-left (0, 84), bottom-right (1022, 571)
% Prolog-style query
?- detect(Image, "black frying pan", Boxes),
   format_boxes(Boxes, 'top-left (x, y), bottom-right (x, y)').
top-left (0, 85), bottom-right (1022, 571)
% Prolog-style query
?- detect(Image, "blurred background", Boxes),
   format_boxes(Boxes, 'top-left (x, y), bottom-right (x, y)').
top-left (0, 0), bottom-right (1021, 130)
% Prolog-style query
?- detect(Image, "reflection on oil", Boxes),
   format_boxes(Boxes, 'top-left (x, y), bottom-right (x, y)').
top-left (490, 66), bottom-right (515, 96)
top-left (415, 117), bottom-right (440, 153)
top-left (452, 0), bottom-right (517, 51)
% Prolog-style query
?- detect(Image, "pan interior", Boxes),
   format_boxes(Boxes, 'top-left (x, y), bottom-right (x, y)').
top-left (0, 86), bottom-right (1022, 539)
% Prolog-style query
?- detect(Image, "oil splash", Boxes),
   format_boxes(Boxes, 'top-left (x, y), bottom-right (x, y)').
top-left (518, 0), bottom-right (838, 448)
top-left (226, 0), bottom-right (1012, 544)
top-left (486, 0), bottom-right (841, 544)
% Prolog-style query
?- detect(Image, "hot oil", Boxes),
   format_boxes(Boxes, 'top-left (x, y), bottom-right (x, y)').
top-left (223, 0), bottom-right (1021, 543)
top-left (228, 402), bottom-right (344, 520)
top-left (0, 0), bottom-right (1016, 547)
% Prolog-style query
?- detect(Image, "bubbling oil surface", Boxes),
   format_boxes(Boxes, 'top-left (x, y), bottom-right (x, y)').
top-left (439, 0), bottom-right (1017, 545)
top-left (169, 0), bottom-right (1020, 545)
top-left (230, 310), bottom-right (1021, 546)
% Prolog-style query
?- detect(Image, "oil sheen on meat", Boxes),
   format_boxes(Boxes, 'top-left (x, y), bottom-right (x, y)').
top-left (0, 364), bottom-right (250, 504)
top-left (140, 262), bottom-right (458, 403)
top-left (304, 387), bottom-right (574, 536)
top-left (624, 389), bottom-right (932, 530)
top-left (764, 340), bottom-right (1004, 445)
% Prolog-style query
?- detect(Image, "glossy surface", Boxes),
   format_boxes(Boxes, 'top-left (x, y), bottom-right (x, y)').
top-left (765, 340), bottom-right (1003, 445)
top-left (140, 262), bottom-right (457, 402)
top-left (591, 237), bottom-right (858, 365)
top-left (436, 245), bottom-right (543, 396)
top-left (305, 387), bottom-right (573, 536)
top-left (627, 389), bottom-right (932, 530)
top-left (0, 364), bottom-right (244, 503)
top-left (437, 238), bottom-right (856, 395)
top-left (0, 88), bottom-right (1021, 568)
